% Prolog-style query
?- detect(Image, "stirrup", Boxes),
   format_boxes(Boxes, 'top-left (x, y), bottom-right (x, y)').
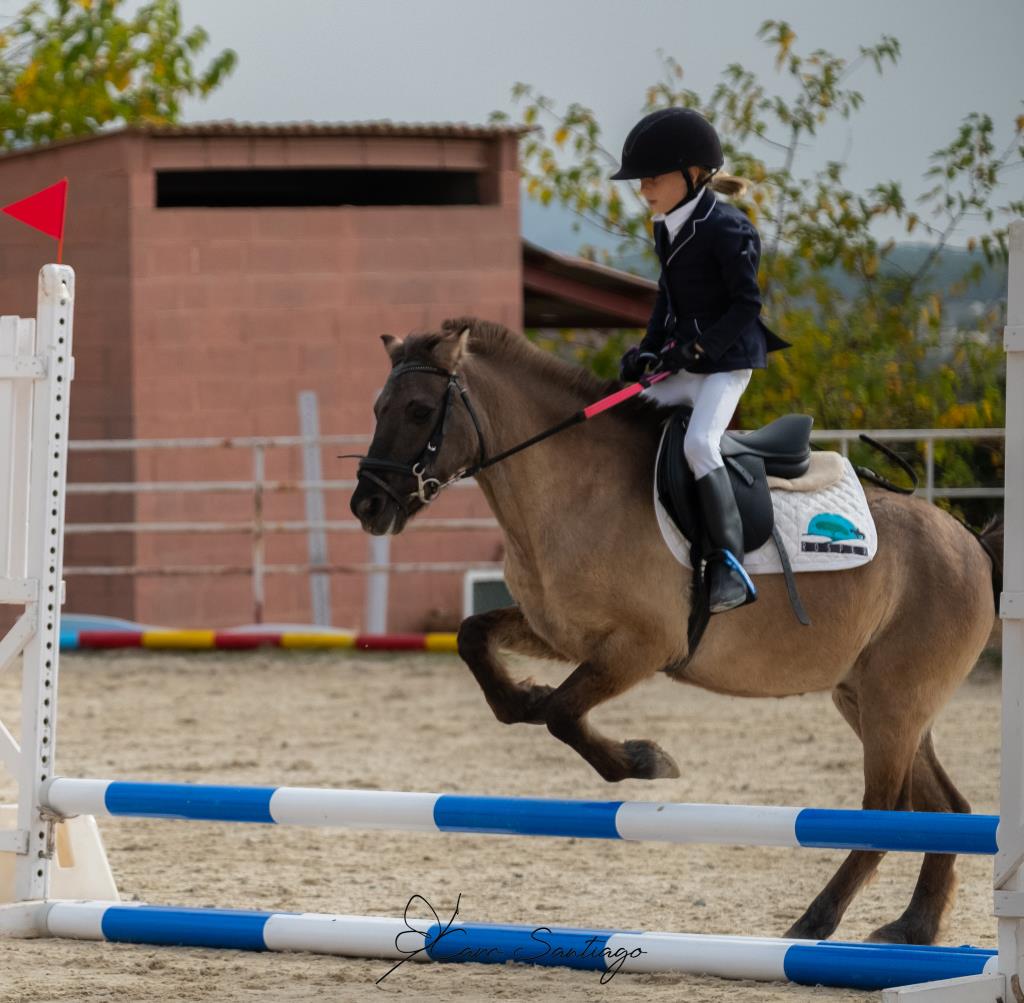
top-left (719, 549), bottom-right (757, 601)
top-left (706, 548), bottom-right (757, 613)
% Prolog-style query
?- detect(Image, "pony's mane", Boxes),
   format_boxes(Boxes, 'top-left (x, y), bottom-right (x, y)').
top-left (397, 317), bottom-right (667, 428)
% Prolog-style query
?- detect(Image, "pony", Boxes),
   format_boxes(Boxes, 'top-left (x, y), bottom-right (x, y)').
top-left (351, 318), bottom-right (1001, 946)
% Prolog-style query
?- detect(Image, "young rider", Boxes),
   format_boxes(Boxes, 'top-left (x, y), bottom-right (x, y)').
top-left (611, 108), bottom-right (789, 614)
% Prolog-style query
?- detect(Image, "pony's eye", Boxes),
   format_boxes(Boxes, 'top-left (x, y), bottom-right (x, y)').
top-left (407, 402), bottom-right (433, 424)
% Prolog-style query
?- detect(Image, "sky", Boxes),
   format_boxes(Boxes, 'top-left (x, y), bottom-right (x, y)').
top-left (140, 1), bottom-right (1024, 247)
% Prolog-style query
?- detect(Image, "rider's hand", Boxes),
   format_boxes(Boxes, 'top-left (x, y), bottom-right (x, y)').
top-left (619, 346), bottom-right (659, 383)
top-left (659, 338), bottom-right (703, 372)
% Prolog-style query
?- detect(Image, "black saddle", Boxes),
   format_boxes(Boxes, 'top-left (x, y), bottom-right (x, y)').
top-left (657, 410), bottom-right (813, 554)
top-left (721, 414), bottom-right (814, 481)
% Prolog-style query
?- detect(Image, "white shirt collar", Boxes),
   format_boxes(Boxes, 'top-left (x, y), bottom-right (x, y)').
top-left (654, 186), bottom-right (707, 242)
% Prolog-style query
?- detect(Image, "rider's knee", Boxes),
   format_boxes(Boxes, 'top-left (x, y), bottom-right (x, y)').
top-left (683, 432), bottom-right (720, 479)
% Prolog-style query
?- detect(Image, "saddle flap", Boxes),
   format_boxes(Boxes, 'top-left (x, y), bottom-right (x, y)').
top-left (725, 454), bottom-right (774, 553)
top-left (656, 410), bottom-right (775, 556)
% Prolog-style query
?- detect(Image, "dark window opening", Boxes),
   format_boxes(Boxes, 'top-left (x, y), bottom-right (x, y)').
top-left (155, 168), bottom-right (484, 208)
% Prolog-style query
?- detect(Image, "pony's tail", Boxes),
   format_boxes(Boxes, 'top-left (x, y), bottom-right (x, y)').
top-left (709, 172), bottom-right (750, 198)
top-left (976, 515), bottom-right (1004, 610)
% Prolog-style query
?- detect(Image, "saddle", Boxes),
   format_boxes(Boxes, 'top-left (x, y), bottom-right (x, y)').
top-left (657, 410), bottom-right (813, 554)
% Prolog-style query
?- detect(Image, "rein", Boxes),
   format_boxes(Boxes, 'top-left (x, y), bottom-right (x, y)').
top-left (347, 362), bottom-right (670, 508)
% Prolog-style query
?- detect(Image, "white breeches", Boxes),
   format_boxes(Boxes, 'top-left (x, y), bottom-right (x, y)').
top-left (641, 369), bottom-right (753, 478)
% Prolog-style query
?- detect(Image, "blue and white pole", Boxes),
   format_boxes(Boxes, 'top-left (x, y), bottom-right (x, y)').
top-left (41, 779), bottom-right (999, 856)
top-left (44, 901), bottom-right (996, 991)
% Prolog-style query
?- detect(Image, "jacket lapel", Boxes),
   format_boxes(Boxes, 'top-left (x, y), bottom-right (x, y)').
top-left (665, 188), bottom-right (717, 265)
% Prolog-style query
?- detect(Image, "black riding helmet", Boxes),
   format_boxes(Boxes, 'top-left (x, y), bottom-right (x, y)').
top-left (610, 108), bottom-right (724, 181)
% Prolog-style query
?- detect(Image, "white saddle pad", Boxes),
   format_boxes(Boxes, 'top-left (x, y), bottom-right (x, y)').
top-left (654, 435), bottom-right (878, 575)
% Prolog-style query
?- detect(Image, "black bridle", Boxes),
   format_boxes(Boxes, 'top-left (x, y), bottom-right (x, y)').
top-left (350, 361), bottom-right (667, 513)
top-left (352, 363), bottom-right (489, 510)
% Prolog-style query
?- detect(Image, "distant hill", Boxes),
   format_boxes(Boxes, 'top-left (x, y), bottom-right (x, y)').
top-left (521, 196), bottom-right (1008, 325)
top-left (521, 196), bottom-right (623, 257)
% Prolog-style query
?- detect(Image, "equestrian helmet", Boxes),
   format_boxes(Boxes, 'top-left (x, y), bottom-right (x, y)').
top-left (610, 108), bottom-right (724, 180)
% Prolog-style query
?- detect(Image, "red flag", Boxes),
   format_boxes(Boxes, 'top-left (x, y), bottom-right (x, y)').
top-left (2, 179), bottom-right (68, 261)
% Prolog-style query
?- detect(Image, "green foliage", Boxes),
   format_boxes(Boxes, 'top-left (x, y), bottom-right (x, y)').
top-left (493, 21), bottom-right (1022, 507)
top-left (0, 0), bottom-right (236, 149)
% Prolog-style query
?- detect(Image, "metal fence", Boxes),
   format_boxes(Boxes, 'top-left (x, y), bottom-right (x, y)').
top-left (65, 427), bottom-right (1005, 627)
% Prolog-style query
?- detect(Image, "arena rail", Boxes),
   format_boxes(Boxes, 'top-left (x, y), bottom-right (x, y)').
top-left (64, 428), bottom-right (1003, 628)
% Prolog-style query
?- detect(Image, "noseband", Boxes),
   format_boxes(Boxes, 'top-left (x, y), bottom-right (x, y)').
top-left (354, 363), bottom-right (488, 510)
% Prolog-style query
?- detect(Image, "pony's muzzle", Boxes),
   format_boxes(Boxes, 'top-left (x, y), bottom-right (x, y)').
top-left (351, 482), bottom-right (402, 536)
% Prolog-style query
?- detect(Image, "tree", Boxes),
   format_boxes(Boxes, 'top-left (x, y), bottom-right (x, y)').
top-left (492, 21), bottom-right (1023, 508)
top-left (0, 0), bottom-right (236, 150)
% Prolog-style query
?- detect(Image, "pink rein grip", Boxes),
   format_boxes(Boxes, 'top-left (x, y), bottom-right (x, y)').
top-left (582, 370), bottom-right (670, 420)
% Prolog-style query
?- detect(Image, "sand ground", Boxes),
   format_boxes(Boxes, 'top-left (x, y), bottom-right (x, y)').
top-left (0, 649), bottom-right (1001, 1003)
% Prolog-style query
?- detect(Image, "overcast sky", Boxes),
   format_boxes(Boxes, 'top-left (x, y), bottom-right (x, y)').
top-left (175, 1), bottom-right (1020, 246)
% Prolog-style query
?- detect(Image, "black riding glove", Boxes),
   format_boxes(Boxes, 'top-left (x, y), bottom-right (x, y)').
top-left (619, 346), bottom-right (660, 383)
top-left (659, 338), bottom-right (703, 372)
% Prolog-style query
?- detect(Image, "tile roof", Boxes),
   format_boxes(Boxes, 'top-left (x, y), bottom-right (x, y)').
top-left (0, 119), bottom-right (530, 160)
top-left (140, 120), bottom-right (531, 138)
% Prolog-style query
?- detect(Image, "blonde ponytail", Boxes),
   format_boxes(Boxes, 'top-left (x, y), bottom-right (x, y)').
top-left (709, 171), bottom-right (750, 198)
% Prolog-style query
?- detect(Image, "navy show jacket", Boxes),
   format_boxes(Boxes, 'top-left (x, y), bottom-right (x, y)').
top-left (643, 187), bottom-right (789, 373)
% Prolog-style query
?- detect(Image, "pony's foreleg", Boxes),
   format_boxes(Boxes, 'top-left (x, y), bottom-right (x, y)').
top-left (543, 659), bottom-right (680, 782)
top-left (457, 605), bottom-right (562, 725)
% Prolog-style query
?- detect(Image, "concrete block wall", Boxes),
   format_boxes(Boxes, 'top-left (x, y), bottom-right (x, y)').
top-left (0, 127), bottom-right (521, 630)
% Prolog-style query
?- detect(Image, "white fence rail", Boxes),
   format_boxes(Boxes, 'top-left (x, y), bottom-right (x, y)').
top-left (64, 427), bottom-right (1006, 626)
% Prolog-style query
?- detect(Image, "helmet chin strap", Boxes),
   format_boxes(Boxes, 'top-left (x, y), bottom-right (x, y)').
top-left (667, 167), bottom-right (719, 213)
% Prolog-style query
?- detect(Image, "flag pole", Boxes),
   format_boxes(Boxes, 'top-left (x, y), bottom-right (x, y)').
top-left (56, 177), bottom-right (68, 263)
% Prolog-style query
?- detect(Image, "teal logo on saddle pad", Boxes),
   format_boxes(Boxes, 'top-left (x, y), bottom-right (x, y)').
top-left (806, 513), bottom-right (865, 542)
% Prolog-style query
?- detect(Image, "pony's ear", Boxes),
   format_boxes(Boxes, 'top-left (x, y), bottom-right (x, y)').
top-left (380, 333), bottom-right (404, 364)
top-left (434, 326), bottom-right (471, 371)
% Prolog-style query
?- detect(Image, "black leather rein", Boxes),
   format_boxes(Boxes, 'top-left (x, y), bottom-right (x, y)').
top-left (346, 363), bottom-right (660, 511)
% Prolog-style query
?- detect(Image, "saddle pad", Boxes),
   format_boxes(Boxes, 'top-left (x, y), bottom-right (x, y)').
top-left (766, 450), bottom-right (845, 492)
top-left (654, 444), bottom-right (878, 575)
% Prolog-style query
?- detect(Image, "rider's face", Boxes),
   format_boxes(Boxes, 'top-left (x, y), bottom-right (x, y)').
top-left (639, 168), bottom-right (699, 214)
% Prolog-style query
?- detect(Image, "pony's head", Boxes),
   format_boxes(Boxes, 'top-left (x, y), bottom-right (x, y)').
top-left (350, 321), bottom-right (484, 535)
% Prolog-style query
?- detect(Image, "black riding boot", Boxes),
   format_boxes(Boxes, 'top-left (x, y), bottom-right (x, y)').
top-left (696, 466), bottom-right (757, 613)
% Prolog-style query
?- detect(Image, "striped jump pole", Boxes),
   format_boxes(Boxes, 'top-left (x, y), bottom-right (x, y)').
top-left (42, 901), bottom-right (997, 991)
top-left (59, 629), bottom-right (460, 653)
top-left (41, 779), bottom-right (999, 856)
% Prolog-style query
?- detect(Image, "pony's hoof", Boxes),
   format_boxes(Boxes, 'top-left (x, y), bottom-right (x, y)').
top-left (623, 740), bottom-right (681, 779)
top-left (784, 913), bottom-right (838, 941)
top-left (867, 920), bottom-right (934, 946)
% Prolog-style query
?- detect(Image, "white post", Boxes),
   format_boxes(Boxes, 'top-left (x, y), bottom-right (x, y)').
top-left (298, 391), bottom-right (332, 626)
top-left (0, 267), bottom-right (75, 906)
top-left (884, 221), bottom-right (1024, 1001)
top-left (365, 535), bottom-right (390, 634)
top-left (15, 266), bottom-right (75, 902)
top-left (996, 221), bottom-right (1024, 999)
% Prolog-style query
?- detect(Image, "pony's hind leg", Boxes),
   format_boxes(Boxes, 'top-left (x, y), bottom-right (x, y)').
top-left (457, 605), bottom-right (561, 725)
top-left (543, 657), bottom-right (680, 782)
top-left (785, 682), bottom-right (919, 940)
top-left (867, 730), bottom-right (971, 945)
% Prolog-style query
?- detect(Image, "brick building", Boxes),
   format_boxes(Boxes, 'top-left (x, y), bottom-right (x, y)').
top-left (0, 122), bottom-right (653, 631)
